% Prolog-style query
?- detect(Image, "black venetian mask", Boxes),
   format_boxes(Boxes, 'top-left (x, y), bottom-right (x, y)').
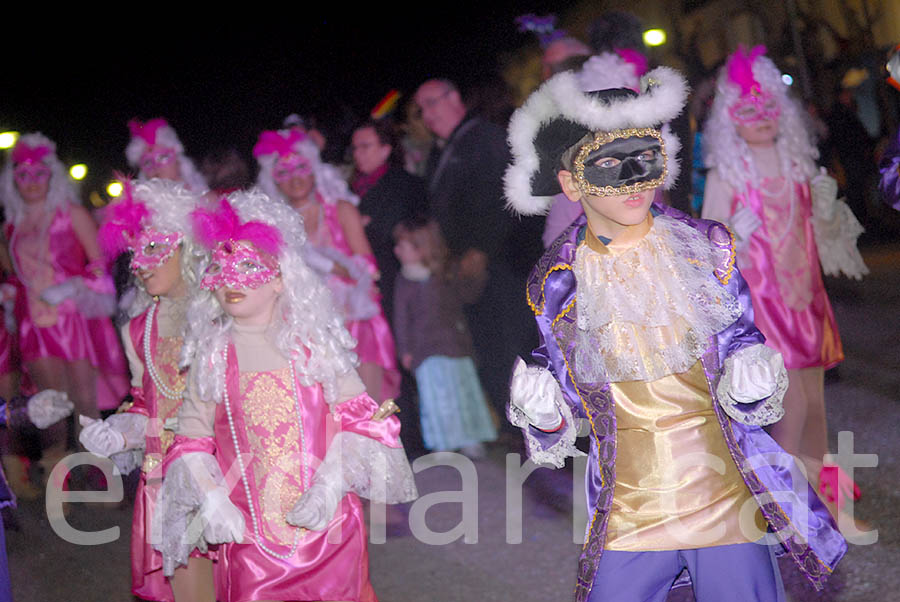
top-left (573, 128), bottom-right (667, 197)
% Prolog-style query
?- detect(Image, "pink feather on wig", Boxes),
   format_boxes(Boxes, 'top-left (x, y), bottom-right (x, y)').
top-left (98, 179), bottom-right (151, 262)
top-left (11, 142), bottom-right (51, 165)
top-left (252, 129), bottom-right (308, 159)
top-left (727, 45), bottom-right (767, 96)
top-left (190, 197), bottom-right (283, 257)
top-left (128, 118), bottom-right (170, 146)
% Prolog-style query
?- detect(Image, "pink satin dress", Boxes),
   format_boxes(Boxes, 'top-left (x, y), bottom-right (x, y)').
top-left (211, 345), bottom-right (388, 602)
top-left (6, 208), bottom-right (128, 409)
top-left (311, 199), bottom-right (400, 400)
top-left (733, 180), bottom-right (843, 369)
top-left (125, 305), bottom-right (214, 601)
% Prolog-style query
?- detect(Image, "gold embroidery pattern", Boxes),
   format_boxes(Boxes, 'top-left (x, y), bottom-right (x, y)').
top-left (240, 369), bottom-right (306, 546)
top-left (155, 336), bottom-right (185, 455)
top-left (573, 128), bottom-right (668, 198)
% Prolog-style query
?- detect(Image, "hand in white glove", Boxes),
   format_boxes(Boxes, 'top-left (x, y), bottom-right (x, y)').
top-left (199, 488), bottom-right (245, 544)
top-left (286, 480), bottom-right (342, 532)
top-left (811, 167), bottom-right (839, 222)
top-left (510, 358), bottom-right (563, 431)
top-left (26, 389), bottom-right (74, 429)
top-left (40, 278), bottom-right (80, 306)
top-left (727, 352), bottom-right (780, 403)
top-left (78, 415), bottom-right (126, 457)
top-left (728, 207), bottom-right (762, 246)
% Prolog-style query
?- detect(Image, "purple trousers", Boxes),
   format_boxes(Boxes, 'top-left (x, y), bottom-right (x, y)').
top-left (587, 542), bottom-right (785, 602)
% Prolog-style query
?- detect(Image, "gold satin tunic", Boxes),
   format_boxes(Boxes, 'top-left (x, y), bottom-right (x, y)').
top-left (581, 219), bottom-right (764, 551)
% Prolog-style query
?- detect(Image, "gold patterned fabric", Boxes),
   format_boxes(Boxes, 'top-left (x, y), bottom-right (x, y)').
top-left (605, 360), bottom-right (765, 551)
top-left (239, 367), bottom-right (306, 546)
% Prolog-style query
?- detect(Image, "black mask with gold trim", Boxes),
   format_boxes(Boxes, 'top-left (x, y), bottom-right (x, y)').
top-left (573, 127), bottom-right (668, 197)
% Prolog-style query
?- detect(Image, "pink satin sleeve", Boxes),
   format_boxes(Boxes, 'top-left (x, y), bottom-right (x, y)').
top-left (332, 393), bottom-right (401, 448)
top-left (161, 435), bottom-right (216, 475)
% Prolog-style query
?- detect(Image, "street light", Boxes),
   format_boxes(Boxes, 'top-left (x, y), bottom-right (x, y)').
top-left (0, 131), bottom-right (19, 150)
top-left (70, 164), bottom-right (88, 180)
top-left (107, 181), bottom-right (124, 198)
top-left (643, 29), bottom-right (666, 47)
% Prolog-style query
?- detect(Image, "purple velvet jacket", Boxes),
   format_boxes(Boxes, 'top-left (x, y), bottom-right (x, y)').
top-left (513, 203), bottom-right (846, 601)
top-left (879, 126), bottom-right (900, 211)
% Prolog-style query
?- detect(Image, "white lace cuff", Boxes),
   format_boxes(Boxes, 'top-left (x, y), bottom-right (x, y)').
top-left (509, 396), bottom-right (585, 469)
top-left (106, 413), bottom-right (148, 451)
top-left (109, 449), bottom-right (143, 475)
top-left (153, 452), bottom-right (223, 576)
top-left (717, 344), bottom-right (787, 426)
top-left (813, 198), bottom-right (869, 280)
top-left (314, 432), bottom-right (418, 505)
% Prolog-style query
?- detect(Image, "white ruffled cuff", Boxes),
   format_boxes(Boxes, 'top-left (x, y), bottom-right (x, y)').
top-left (109, 449), bottom-right (143, 475)
top-left (106, 413), bottom-right (148, 451)
top-left (509, 396), bottom-right (585, 469)
top-left (813, 198), bottom-right (869, 280)
top-left (319, 431), bottom-right (418, 505)
top-left (717, 344), bottom-right (787, 426)
top-left (153, 452), bottom-right (224, 576)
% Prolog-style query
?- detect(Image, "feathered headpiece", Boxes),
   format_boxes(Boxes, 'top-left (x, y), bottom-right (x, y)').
top-left (127, 118), bottom-right (171, 146)
top-left (191, 197), bottom-right (284, 257)
top-left (10, 141), bottom-right (53, 165)
top-left (98, 179), bottom-right (151, 261)
top-left (504, 67), bottom-right (688, 215)
top-left (252, 129), bottom-right (308, 159)
top-left (726, 45), bottom-right (767, 97)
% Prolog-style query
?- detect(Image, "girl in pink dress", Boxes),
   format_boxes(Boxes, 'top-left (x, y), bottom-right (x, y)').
top-left (254, 129), bottom-right (400, 403)
top-left (80, 179), bottom-right (215, 601)
top-left (126, 118), bottom-right (209, 193)
top-left (155, 190), bottom-right (416, 602)
top-left (701, 46), bottom-right (866, 516)
top-left (0, 133), bottom-right (128, 475)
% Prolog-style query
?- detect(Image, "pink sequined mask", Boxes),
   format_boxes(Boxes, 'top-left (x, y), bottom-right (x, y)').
top-left (201, 240), bottom-right (280, 291)
top-left (272, 154), bottom-right (312, 182)
top-left (139, 147), bottom-right (177, 173)
top-left (729, 91), bottom-right (780, 125)
top-left (130, 228), bottom-right (183, 272)
top-left (13, 163), bottom-right (51, 185)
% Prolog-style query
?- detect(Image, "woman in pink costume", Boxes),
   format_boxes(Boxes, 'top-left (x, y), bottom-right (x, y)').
top-left (702, 46), bottom-right (867, 514)
top-left (254, 129), bottom-right (400, 402)
top-left (155, 189), bottom-right (417, 602)
top-left (0, 133), bottom-right (128, 469)
top-left (126, 118), bottom-right (209, 193)
top-left (80, 179), bottom-right (215, 601)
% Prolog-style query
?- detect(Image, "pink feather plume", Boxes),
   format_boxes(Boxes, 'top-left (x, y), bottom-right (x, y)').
top-left (727, 45), bottom-right (767, 96)
top-left (614, 48), bottom-right (648, 78)
top-left (98, 179), bottom-right (151, 262)
top-left (128, 118), bottom-right (169, 146)
top-left (190, 197), bottom-right (283, 257)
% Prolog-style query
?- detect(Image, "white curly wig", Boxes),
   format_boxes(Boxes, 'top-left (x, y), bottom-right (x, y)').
top-left (108, 179), bottom-right (207, 318)
top-left (255, 129), bottom-right (359, 207)
top-left (181, 187), bottom-right (358, 405)
top-left (0, 133), bottom-right (78, 226)
top-left (703, 51), bottom-right (818, 191)
top-left (125, 121), bottom-right (208, 194)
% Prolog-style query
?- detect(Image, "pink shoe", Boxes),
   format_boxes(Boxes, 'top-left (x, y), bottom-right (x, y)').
top-left (818, 464), bottom-right (861, 512)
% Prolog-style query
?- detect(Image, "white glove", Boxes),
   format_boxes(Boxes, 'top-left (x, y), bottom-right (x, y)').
top-left (510, 358), bottom-right (563, 431)
top-left (286, 480), bottom-right (342, 532)
top-left (811, 167), bottom-right (839, 222)
top-left (78, 415), bottom-right (126, 457)
top-left (199, 488), bottom-right (245, 544)
top-left (727, 353), bottom-right (779, 403)
top-left (26, 389), bottom-right (74, 429)
top-left (40, 278), bottom-right (80, 305)
top-left (716, 344), bottom-right (787, 426)
top-left (728, 207), bottom-right (762, 247)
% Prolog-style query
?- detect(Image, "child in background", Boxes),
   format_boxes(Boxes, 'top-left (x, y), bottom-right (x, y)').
top-left (392, 216), bottom-right (497, 459)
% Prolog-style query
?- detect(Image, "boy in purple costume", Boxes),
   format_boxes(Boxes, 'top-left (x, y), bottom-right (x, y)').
top-left (503, 67), bottom-right (845, 601)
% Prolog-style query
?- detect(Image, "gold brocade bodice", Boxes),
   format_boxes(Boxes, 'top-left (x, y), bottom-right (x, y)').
top-left (605, 360), bottom-right (765, 551)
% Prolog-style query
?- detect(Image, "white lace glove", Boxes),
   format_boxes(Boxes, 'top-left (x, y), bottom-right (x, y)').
top-left (41, 278), bottom-right (80, 305)
top-left (716, 344), bottom-right (787, 426)
top-left (199, 488), bottom-right (246, 544)
top-left (727, 207), bottom-right (762, 250)
top-left (811, 167), bottom-right (839, 222)
top-left (78, 416), bottom-right (126, 456)
top-left (26, 389), bottom-right (74, 429)
top-left (510, 358), bottom-right (563, 431)
top-left (286, 478), bottom-right (342, 532)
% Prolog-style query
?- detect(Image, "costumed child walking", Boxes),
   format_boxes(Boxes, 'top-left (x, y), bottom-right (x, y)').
top-left (503, 66), bottom-right (846, 601)
top-left (701, 46), bottom-right (868, 518)
top-left (80, 179), bottom-right (215, 601)
top-left (155, 189), bottom-right (417, 602)
top-left (391, 216), bottom-right (497, 458)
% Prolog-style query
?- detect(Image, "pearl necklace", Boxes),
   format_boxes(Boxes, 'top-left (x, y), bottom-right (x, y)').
top-left (222, 350), bottom-right (309, 559)
top-left (143, 302), bottom-right (186, 400)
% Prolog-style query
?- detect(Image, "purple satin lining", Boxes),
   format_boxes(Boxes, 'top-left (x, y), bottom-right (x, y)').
top-left (879, 128), bottom-right (900, 211)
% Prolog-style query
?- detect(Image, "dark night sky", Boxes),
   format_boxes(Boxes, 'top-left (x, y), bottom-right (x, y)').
top-left (3, 5), bottom-right (572, 192)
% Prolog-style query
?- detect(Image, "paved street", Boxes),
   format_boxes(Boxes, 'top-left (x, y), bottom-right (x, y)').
top-left (6, 242), bottom-right (899, 602)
